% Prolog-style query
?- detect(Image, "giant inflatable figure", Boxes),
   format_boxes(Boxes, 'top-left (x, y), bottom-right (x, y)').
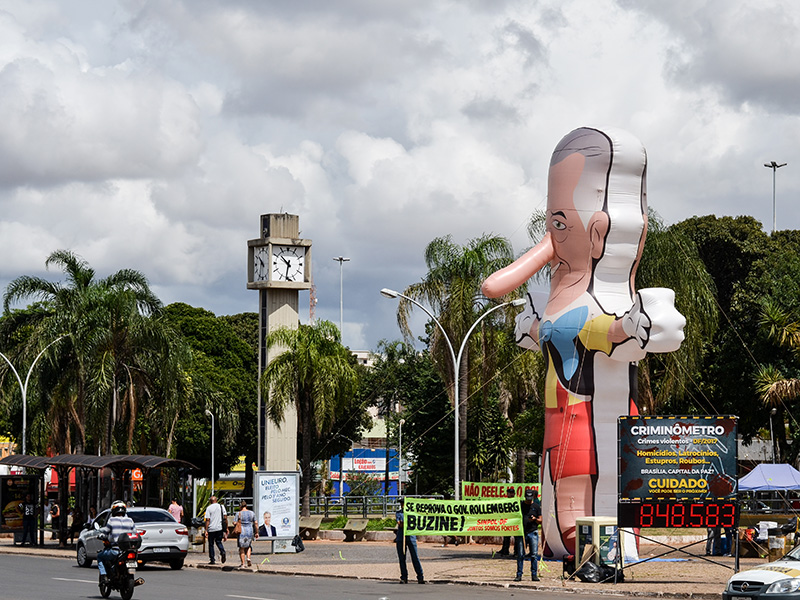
top-left (482, 127), bottom-right (686, 558)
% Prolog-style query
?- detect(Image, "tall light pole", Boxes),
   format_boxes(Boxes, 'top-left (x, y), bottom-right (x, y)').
top-left (205, 409), bottom-right (215, 497)
top-left (333, 256), bottom-right (350, 337)
top-left (398, 418), bottom-right (405, 496)
top-left (769, 407), bottom-right (777, 464)
top-left (380, 288), bottom-right (525, 499)
top-left (0, 335), bottom-right (64, 455)
top-left (764, 161), bottom-right (787, 233)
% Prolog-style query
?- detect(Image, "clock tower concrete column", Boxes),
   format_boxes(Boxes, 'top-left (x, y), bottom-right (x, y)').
top-left (247, 213), bottom-right (312, 472)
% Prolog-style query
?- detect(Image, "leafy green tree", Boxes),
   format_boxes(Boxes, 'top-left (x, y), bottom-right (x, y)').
top-left (636, 212), bottom-right (719, 413)
top-left (673, 216), bottom-right (773, 438)
top-left (747, 235), bottom-right (800, 462)
top-left (497, 342), bottom-right (545, 482)
top-left (395, 234), bottom-right (513, 484)
top-left (467, 393), bottom-right (511, 481)
top-left (345, 471), bottom-right (382, 496)
top-left (163, 303), bottom-right (252, 486)
top-left (396, 346), bottom-right (454, 496)
top-left (363, 339), bottom-right (454, 495)
top-left (0, 250), bottom-right (187, 456)
top-left (261, 320), bottom-right (359, 516)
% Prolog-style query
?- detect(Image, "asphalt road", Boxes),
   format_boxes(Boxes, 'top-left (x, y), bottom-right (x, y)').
top-left (0, 553), bottom-right (618, 600)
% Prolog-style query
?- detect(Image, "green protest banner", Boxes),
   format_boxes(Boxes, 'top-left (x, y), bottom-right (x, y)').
top-left (461, 481), bottom-right (540, 500)
top-left (404, 498), bottom-right (523, 536)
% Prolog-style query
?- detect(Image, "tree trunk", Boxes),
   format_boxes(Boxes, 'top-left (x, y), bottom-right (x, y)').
top-left (515, 448), bottom-right (526, 482)
top-left (514, 394), bottom-right (528, 482)
top-left (105, 375), bottom-right (118, 455)
top-left (300, 391), bottom-right (312, 517)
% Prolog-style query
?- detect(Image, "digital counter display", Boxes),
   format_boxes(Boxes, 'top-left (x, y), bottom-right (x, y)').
top-left (618, 501), bottom-right (737, 529)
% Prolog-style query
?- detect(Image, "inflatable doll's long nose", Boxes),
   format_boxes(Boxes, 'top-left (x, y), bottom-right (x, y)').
top-left (482, 232), bottom-right (554, 298)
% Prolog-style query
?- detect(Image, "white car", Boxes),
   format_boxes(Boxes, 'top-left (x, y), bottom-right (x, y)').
top-left (724, 545), bottom-right (800, 600)
top-left (76, 507), bottom-right (189, 570)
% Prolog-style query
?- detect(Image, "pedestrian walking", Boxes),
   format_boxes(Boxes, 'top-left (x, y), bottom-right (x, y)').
top-left (204, 496), bottom-right (227, 564)
top-left (514, 488), bottom-right (541, 582)
top-left (235, 500), bottom-right (258, 568)
top-left (395, 497), bottom-right (425, 584)
top-left (168, 498), bottom-right (184, 523)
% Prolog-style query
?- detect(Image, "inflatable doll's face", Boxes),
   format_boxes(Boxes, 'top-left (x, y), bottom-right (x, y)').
top-left (546, 152), bottom-right (609, 304)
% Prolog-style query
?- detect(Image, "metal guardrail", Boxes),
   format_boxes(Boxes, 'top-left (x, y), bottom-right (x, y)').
top-left (217, 494), bottom-right (443, 519)
top-left (308, 495), bottom-right (443, 518)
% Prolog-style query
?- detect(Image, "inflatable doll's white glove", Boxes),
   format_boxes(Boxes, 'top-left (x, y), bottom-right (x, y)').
top-left (621, 292), bottom-right (651, 349)
top-left (515, 292), bottom-right (540, 350)
top-left (634, 288), bottom-right (686, 353)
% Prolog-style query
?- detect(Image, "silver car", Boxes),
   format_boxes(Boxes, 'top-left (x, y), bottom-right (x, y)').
top-left (76, 507), bottom-right (189, 570)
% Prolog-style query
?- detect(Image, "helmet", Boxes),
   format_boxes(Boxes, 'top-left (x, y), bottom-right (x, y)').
top-left (111, 501), bottom-right (127, 516)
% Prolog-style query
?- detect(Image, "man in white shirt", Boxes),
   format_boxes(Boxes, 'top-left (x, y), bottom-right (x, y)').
top-left (204, 496), bottom-right (227, 564)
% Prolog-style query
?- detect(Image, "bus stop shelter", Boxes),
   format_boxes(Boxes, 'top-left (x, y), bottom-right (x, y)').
top-left (0, 454), bottom-right (196, 546)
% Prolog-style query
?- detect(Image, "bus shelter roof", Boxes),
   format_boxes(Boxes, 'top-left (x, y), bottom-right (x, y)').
top-left (0, 453), bottom-right (197, 471)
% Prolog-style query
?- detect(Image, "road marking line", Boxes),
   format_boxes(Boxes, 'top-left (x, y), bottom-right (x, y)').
top-left (227, 595), bottom-right (278, 600)
top-left (52, 577), bottom-right (96, 583)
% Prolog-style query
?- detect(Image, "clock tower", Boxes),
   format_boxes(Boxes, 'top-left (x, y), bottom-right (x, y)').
top-left (247, 213), bottom-right (312, 471)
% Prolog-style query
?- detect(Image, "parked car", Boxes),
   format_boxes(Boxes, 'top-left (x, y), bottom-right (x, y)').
top-left (76, 506), bottom-right (189, 570)
top-left (724, 543), bottom-right (800, 600)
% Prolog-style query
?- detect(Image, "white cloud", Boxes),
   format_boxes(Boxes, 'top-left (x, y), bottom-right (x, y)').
top-left (1, 0), bottom-right (799, 350)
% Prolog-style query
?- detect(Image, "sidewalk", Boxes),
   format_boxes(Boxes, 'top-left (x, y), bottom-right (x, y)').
top-left (0, 534), bottom-right (758, 598)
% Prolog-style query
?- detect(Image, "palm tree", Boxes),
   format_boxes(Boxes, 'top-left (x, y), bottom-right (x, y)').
top-left (1, 250), bottom-right (186, 455)
top-left (755, 300), bottom-right (800, 463)
top-left (261, 320), bottom-right (358, 516)
top-left (395, 234), bottom-right (513, 484)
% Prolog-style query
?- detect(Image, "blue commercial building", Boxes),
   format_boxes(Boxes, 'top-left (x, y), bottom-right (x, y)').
top-left (329, 447), bottom-right (400, 496)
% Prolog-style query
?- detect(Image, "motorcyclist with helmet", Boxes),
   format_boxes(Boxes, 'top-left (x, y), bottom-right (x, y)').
top-left (97, 501), bottom-right (137, 583)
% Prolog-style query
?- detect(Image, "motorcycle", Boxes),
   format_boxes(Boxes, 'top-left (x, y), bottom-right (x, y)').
top-left (98, 531), bottom-right (145, 600)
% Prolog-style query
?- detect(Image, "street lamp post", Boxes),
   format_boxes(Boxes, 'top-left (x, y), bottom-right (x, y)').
top-left (205, 409), bottom-right (215, 497)
top-left (380, 288), bottom-right (525, 499)
top-left (0, 335), bottom-right (65, 455)
top-left (769, 407), bottom-right (777, 464)
top-left (764, 161), bottom-right (787, 233)
top-left (333, 257), bottom-right (350, 337)
top-left (333, 434), bottom-right (356, 499)
top-left (398, 418), bottom-right (405, 496)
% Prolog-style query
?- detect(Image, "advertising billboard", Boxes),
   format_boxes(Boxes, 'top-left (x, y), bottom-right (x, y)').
top-left (0, 475), bottom-right (37, 532)
top-left (617, 415), bottom-right (738, 529)
top-left (619, 415), bottom-right (737, 501)
top-left (253, 471), bottom-right (299, 548)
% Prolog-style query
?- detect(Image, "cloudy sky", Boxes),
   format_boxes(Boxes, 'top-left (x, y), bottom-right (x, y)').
top-left (1, 0), bottom-right (799, 351)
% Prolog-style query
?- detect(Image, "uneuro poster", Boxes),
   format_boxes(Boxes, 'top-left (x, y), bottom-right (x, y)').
top-left (618, 415), bottom-right (737, 501)
top-left (253, 471), bottom-right (298, 540)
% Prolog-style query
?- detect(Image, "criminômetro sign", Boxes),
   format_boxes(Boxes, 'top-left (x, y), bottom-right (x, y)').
top-left (618, 415), bottom-right (737, 501)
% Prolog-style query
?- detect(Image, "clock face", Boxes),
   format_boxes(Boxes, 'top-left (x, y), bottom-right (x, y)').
top-left (253, 246), bottom-right (270, 281)
top-left (272, 245), bottom-right (306, 282)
